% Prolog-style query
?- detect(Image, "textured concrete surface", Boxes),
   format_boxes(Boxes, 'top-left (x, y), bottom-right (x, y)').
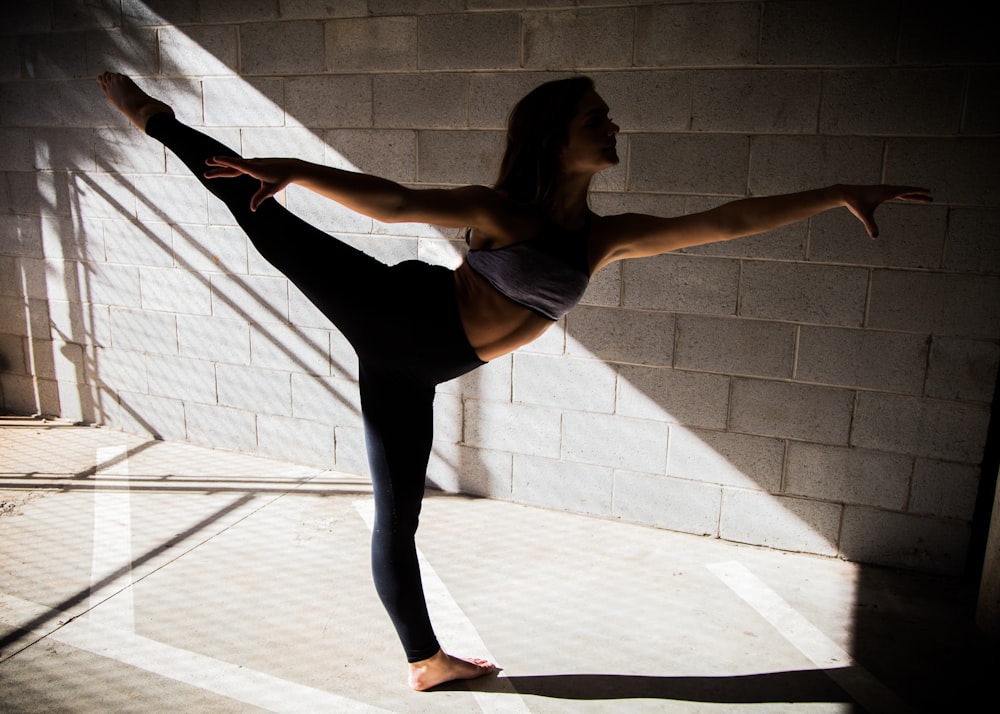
top-left (0, 417), bottom-right (993, 713)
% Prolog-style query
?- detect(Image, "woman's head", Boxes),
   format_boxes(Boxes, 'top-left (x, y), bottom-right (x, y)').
top-left (495, 76), bottom-right (617, 208)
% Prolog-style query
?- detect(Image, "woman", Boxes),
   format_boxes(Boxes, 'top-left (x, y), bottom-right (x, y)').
top-left (97, 72), bottom-right (930, 691)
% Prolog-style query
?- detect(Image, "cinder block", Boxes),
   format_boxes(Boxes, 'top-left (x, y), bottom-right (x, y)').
top-left (36, 127), bottom-right (101, 173)
top-left (759, 0), bottom-right (898, 66)
top-left (109, 307), bottom-right (177, 354)
top-left (77, 171), bottom-right (142, 221)
top-left (257, 413), bottom-right (335, 466)
top-left (469, 72), bottom-right (575, 130)
top-left (740, 261), bottom-right (868, 327)
top-left (839, 507), bottom-right (969, 575)
top-left (623, 253), bottom-right (739, 315)
top-left (88, 263), bottom-right (142, 308)
top-left (910, 459), bottom-right (981, 520)
top-left (427, 441), bottom-right (512, 498)
top-left (749, 136), bottom-right (883, 196)
top-left (730, 378), bottom-right (853, 444)
top-left (22, 257), bottom-right (78, 304)
top-left (177, 314), bottom-right (250, 365)
top-left (291, 372), bottom-right (361, 428)
top-left (562, 411), bottom-right (668, 473)
top-left (886, 138), bottom-right (1000, 207)
top-left (591, 71), bottom-right (691, 133)
top-left (0, 373), bottom-right (41, 414)
top-left (852, 392), bottom-right (990, 463)
top-left (668, 426), bottom-right (785, 492)
top-left (943, 207), bottom-right (1000, 274)
top-left (629, 134), bottom-right (749, 196)
top-left (145, 353), bottom-right (217, 404)
top-left (172, 224), bottom-right (249, 276)
top-left (464, 398), bottom-right (561, 458)
top-left (0, 333), bottom-right (28, 375)
top-left (325, 16), bottom-right (416, 72)
top-left (419, 13), bottom-right (520, 70)
top-left (184, 402), bottom-right (258, 453)
top-left (86, 27), bottom-right (158, 77)
top-left (417, 130), bottom-right (505, 186)
top-left (0, 37), bottom-right (19, 82)
top-left (796, 326), bottom-right (928, 394)
top-left (522, 319), bottom-right (565, 356)
top-left (513, 353), bottom-right (616, 413)
top-left (241, 21), bottom-right (325, 75)
top-left (868, 270), bottom-right (1000, 338)
top-left (964, 69), bottom-right (1000, 135)
top-left (369, 0), bottom-right (463, 13)
top-left (284, 76), bottom-right (372, 129)
top-left (809, 203), bottom-right (946, 269)
top-left (240, 127), bottom-right (327, 162)
top-left (616, 364), bottom-right (730, 429)
top-left (140, 266), bottom-right (212, 315)
top-left (103, 218), bottom-right (172, 268)
top-left (281, 0), bottom-right (366, 19)
top-left (613, 470), bottom-right (721, 536)
top-left (0, 256), bottom-right (18, 296)
top-left (134, 174), bottom-right (208, 225)
top-left (109, 390), bottom-right (187, 442)
top-left (1, 130), bottom-right (40, 171)
top-left (216, 363), bottom-right (291, 415)
top-left (334, 424), bottom-right (368, 475)
top-left (636, 2), bottom-right (759, 66)
top-left (442, 353), bottom-right (511, 401)
top-left (513, 454), bottom-right (613, 516)
top-left (322, 129), bottom-right (415, 183)
top-left (210, 273), bottom-right (289, 325)
top-left (199, 0), bottom-right (279, 23)
top-left (373, 74), bottom-right (468, 129)
top-left (281, 185), bottom-right (374, 236)
top-left (51, 301), bottom-right (112, 348)
top-left (92, 346), bottom-right (147, 393)
top-left (720, 488), bottom-right (841, 556)
top-left (123, 0), bottom-right (199, 26)
top-left (581, 262), bottom-right (620, 308)
top-left (785, 442), bottom-right (911, 510)
top-left (523, 8), bottom-right (635, 69)
top-left (820, 69), bottom-right (965, 136)
top-left (926, 337), bottom-right (999, 403)
top-left (898, 5), bottom-right (997, 64)
top-left (203, 77), bottom-right (284, 128)
top-left (250, 322), bottom-right (330, 375)
top-left (433, 392), bottom-right (463, 445)
top-left (675, 314), bottom-right (795, 379)
top-left (21, 32), bottom-right (87, 80)
top-left (566, 305), bottom-right (673, 366)
top-left (692, 70), bottom-right (821, 134)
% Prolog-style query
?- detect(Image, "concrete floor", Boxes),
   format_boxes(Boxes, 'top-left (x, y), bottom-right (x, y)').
top-left (0, 417), bottom-right (993, 713)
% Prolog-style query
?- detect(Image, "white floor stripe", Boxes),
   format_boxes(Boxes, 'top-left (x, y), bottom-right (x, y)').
top-left (707, 560), bottom-right (913, 714)
top-left (0, 593), bottom-right (393, 714)
top-left (90, 445), bottom-right (135, 632)
top-left (353, 499), bottom-right (530, 714)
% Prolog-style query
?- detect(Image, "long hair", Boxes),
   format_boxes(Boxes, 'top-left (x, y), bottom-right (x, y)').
top-left (494, 76), bottom-right (595, 209)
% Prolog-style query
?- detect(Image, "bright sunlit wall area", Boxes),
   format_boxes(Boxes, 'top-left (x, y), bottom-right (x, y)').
top-left (1, 0), bottom-right (998, 594)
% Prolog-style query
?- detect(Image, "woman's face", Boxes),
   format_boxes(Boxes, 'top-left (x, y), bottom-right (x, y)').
top-left (560, 90), bottom-right (620, 175)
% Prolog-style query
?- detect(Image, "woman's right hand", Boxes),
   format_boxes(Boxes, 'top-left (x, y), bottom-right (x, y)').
top-left (205, 156), bottom-right (300, 212)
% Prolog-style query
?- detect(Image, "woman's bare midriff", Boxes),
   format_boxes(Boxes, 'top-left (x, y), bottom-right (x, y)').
top-left (454, 261), bottom-right (555, 362)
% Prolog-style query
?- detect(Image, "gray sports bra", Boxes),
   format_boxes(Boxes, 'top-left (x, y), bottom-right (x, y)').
top-left (464, 216), bottom-right (591, 321)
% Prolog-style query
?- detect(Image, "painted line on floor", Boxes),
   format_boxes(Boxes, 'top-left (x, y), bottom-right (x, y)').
top-left (89, 445), bottom-right (135, 633)
top-left (707, 560), bottom-right (913, 714)
top-left (354, 499), bottom-right (530, 714)
top-left (0, 592), bottom-right (393, 714)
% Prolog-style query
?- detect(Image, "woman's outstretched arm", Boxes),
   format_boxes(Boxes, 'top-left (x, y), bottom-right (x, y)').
top-left (591, 184), bottom-right (932, 270)
top-left (204, 155), bottom-right (499, 228)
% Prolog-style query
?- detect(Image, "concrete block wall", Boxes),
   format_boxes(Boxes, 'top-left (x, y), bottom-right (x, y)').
top-left (2, 1), bottom-right (998, 576)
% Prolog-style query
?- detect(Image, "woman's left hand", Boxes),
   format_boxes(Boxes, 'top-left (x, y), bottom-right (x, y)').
top-left (841, 184), bottom-right (933, 239)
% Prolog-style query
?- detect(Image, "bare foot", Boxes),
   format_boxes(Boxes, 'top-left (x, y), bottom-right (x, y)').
top-left (408, 649), bottom-right (497, 692)
top-left (96, 71), bottom-right (174, 131)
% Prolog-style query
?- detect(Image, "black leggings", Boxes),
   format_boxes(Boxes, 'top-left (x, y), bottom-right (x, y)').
top-left (145, 114), bottom-right (484, 662)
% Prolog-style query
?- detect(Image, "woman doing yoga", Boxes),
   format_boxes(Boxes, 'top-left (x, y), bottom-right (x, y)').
top-left (97, 71), bottom-right (931, 691)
